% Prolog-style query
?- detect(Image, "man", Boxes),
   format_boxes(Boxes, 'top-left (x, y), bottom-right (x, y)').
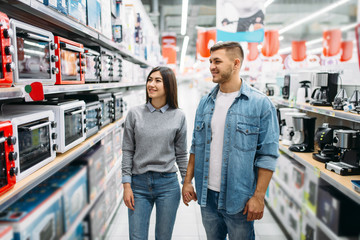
top-left (182, 41), bottom-right (279, 239)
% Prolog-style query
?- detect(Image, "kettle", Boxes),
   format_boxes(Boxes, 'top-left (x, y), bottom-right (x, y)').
top-left (297, 80), bottom-right (311, 103)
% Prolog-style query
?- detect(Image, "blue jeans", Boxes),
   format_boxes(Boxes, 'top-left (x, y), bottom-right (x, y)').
top-left (201, 189), bottom-right (255, 240)
top-left (128, 172), bottom-right (180, 240)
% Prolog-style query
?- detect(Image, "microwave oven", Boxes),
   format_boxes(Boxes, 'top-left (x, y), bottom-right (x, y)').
top-left (112, 53), bottom-right (123, 82)
top-left (3, 99), bottom-right (86, 153)
top-left (84, 101), bottom-right (102, 138)
top-left (83, 48), bottom-right (101, 83)
top-left (0, 111), bottom-right (57, 182)
top-left (0, 121), bottom-right (17, 195)
top-left (54, 36), bottom-right (85, 84)
top-left (9, 19), bottom-right (58, 86)
top-left (0, 12), bottom-right (14, 88)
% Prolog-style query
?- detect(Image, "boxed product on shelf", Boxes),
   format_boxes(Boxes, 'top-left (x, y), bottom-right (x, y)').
top-left (275, 186), bottom-right (288, 224)
top-left (68, 0), bottom-right (87, 24)
top-left (317, 185), bottom-right (360, 237)
top-left (113, 124), bottom-right (123, 161)
top-left (86, 0), bottom-right (101, 32)
top-left (115, 162), bottom-right (123, 202)
top-left (104, 171), bottom-right (117, 219)
top-left (76, 142), bottom-right (105, 201)
top-left (304, 167), bottom-right (319, 215)
top-left (0, 225), bottom-right (13, 240)
top-left (83, 193), bottom-right (106, 240)
top-left (287, 200), bottom-right (302, 239)
top-left (123, 4), bottom-right (136, 53)
top-left (102, 131), bottom-right (115, 174)
top-left (67, 221), bottom-right (84, 240)
top-left (301, 207), bottom-right (317, 240)
top-left (39, 0), bottom-right (68, 14)
top-left (0, 186), bottom-right (64, 240)
top-left (289, 160), bottom-right (305, 202)
top-left (44, 164), bottom-right (88, 232)
top-left (101, 0), bottom-right (112, 39)
top-left (122, 59), bottom-right (134, 83)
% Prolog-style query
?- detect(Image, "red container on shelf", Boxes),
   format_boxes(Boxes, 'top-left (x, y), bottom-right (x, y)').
top-left (54, 36), bottom-right (85, 84)
top-left (0, 12), bottom-right (14, 87)
top-left (0, 121), bottom-right (17, 196)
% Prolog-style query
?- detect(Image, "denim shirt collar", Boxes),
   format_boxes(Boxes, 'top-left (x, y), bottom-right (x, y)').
top-left (146, 101), bottom-right (169, 113)
top-left (209, 79), bottom-right (250, 101)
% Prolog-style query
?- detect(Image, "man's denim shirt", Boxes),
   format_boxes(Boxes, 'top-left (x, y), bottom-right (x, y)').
top-left (190, 81), bottom-right (279, 214)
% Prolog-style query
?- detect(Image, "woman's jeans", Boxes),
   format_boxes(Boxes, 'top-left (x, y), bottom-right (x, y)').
top-left (128, 172), bottom-right (180, 240)
top-left (201, 189), bottom-right (255, 240)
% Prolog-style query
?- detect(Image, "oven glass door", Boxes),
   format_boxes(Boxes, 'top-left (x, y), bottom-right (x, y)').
top-left (60, 48), bottom-right (80, 81)
top-left (0, 131), bottom-right (7, 188)
top-left (86, 107), bottom-right (99, 132)
top-left (64, 107), bottom-right (83, 146)
top-left (18, 119), bottom-right (51, 173)
top-left (16, 29), bottom-right (51, 79)
top-left (85, 54), bottom-right (98, 80)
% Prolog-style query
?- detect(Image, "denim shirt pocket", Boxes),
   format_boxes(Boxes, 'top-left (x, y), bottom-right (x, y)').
top-left (194, 121), bottom-right (206, 146)
top-left (234, 122), bottom-right (260, 152)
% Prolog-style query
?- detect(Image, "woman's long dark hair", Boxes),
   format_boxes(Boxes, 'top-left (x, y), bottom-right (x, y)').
top-left (146, 66), bottom-right (178, 109)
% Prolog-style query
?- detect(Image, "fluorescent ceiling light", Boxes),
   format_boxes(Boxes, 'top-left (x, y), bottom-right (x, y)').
top-left (181, 0), bottom-right (189, 35)
top-left (264, 0), bottom-right (274, 8)
top-left (279, 0), bottom-right (351, 35)
top-left (180, 36), bottom-right (189, 73)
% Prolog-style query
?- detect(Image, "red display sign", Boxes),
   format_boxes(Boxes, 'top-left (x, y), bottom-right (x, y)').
top-left (196, 28), bottom-right (216, 60)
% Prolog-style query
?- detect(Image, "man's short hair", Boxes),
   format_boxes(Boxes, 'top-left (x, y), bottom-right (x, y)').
top-left (210, 41), bottom-right (244, 61)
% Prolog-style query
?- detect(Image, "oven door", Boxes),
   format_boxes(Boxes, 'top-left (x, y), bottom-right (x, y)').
top-left (58, 41), bottom-right (85, 84)
top-left (64, 107), bottom-right (85, 147)
top-left (17, 119), bottom-right (53, 177)
top-left (85, 103), bottom-right (101, 138)
top-left (10, 19), bottom-right (57, 85)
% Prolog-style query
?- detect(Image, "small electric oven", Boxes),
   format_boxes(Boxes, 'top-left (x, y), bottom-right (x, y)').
top-left (112, 53), bottom-right (123, 82)
top-left (9, 19), bottom-right (58, 86)
top-left (84, 101), bottom-right (102, 138)
top-left (0, 121), bottom-right (16, 195)
top-left (3, 99), bottom-right (86, 153)
top-left (65, 92), bottom-right (114, 128)
top-left (0, 12), bottom-right (14, 87)
top-left (54, 36), bottom-right (85, 84)
top-left (0, 111), bottom-right (57, 182)
top-left (108, 91), bottom-right (124, 121)
top-left (91, 46), bottom-right (113, 82)
top-left (83, 48), bottom-right (101, 83)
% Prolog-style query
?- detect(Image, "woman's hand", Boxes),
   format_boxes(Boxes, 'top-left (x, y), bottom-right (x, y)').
top-left (123, 183), bottom-right (135, 210)
top-left (182, 182), bottom-right (197, 206)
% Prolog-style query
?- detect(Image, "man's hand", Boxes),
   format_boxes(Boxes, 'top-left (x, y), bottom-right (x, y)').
top-left (182, 182), bottom-right (197, 206)
top-left (243, 194), bottom-right (265, 221)
top-left (123, 183), bottom-right (135, 211)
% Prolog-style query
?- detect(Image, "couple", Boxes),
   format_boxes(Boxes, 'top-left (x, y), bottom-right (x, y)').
top-left (121, 41), bottom-right (279, 240)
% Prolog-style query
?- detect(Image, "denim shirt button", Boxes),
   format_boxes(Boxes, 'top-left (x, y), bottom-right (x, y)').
top-left (205, 176), bottom-right (208, 180)
top-left (207, 140), bottom-right (210, 144)
top-left (246, 129), bottom-right (249, 133)
top-left (206, 158), bottom-right (209, 162)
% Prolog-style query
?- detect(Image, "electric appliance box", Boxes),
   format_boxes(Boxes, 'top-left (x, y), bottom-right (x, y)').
top-left (54, 36), bottom-right (85, 84)
top-left (0, 12), bottom-right (14, 88)
top-left (84, 193), bottom-right (106, 240)
top-left (0, 225), bottom-right (13, 240)
top-left (68, 0), bottom-right (87, 24)
top-left (86, 0), bottom-right (102, 32)
top-left (0, 111), bottom-right (57, 182)
top-left (3, 99), bottom-right (86, 153)
top-left (9, 19), bottom-right (58, 86)
top-left (40, 0), bottom-right (68, 14)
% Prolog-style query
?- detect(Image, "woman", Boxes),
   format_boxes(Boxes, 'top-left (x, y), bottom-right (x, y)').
top-left (122, 66), bottom-right (188, 240)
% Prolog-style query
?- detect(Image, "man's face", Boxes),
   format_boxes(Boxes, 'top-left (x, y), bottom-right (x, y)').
top-left (209, 49), bottom-right (235, 84)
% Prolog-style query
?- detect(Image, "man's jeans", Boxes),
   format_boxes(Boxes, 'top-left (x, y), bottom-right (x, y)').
top-left (201, 189), bottom-right (255, 240)
top-left (128, 172), bottom-right (180, 240)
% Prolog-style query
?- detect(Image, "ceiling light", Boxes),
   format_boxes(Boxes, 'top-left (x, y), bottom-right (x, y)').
top-left (279, 36), bottom-right (284, 41)
top-left (279, 0), bottom-right (351, 35)
top-left (181, 0), bottom-right (189, 35)
top-left (264, 0), bottom-right (274, 8)
top-left (180, 36), bottom-right (189, 73)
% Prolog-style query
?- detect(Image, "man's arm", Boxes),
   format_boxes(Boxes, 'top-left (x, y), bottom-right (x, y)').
top-left (182, 153), bottom-right (197, 206)
top-left (243, 168), bottom-right (273, 221)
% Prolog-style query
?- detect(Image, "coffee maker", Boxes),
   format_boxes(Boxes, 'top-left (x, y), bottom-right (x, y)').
top-left (282, 75), bottom-right (290, 100)
top-left (310, 72), bottom-right (339, 106)
top-left (289, 116), bottom-right (316, 152)
top-left (282, 112), bottom-right (307, 146)
top-left (296, 80), bottom-right (311, 104)
top-left (278, 108), bottom-right (299, 140)
top-left (325, 129), bottom-right (360, 175)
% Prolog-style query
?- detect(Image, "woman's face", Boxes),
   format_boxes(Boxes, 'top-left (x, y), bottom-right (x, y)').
top-left (147, 71), bottom-right (166, 100)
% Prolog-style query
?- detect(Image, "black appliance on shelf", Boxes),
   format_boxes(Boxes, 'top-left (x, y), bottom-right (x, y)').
top-left (332, 89), bottom-right (348, 110)
top-left (288, 116), bottom-right (316, 152)
top-left (310, 72), bottom-right (338, 106)
top-left (282, 75), bottom-right (290, 100)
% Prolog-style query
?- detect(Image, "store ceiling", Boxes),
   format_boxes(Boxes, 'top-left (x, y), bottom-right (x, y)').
top-left (141, 0), bottom-right (358, 62)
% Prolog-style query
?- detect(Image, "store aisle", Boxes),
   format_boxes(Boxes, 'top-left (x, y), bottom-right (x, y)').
top-left (105, 82), bottom-right (288, 240)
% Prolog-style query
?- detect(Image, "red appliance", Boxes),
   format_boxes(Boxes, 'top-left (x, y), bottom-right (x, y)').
top-left (0, 12), bottom-right (14, 87)
top-left (0, 121), bottom-right (17, 196)
top-left (54, 36), bottom-right (85, 84)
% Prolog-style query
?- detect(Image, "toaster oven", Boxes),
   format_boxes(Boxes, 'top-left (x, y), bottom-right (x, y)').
top-left (9, 19), bottom-right (58, 86)
top-left (3, 99), bottom-right (86, 153)
top-left (112, 54), bottom-right (123, 82)
top-left (109, 91), bottom-right (124, 121)
top-left (91, 46), bottom-right (113, 82)
top-left (0, 121), bottom-right (17, 195)
top-left (84, 101), bottom-right (102, 138)
top-left (0, 12), bottom-right (14, 88)
top-left (54, 36), bottom-right (85, 84)
top-left (83, 48), bottom-right (101, 83)
top-left (0, 111), bottom-right (57, 182)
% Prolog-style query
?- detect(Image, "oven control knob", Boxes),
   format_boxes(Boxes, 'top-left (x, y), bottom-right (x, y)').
top-left (6, 62), bottom-right (15, 72)
top-left (83, 119), bottom-right (87, 124)
top-left (52, 133), bottom-right (57, 140)
top-left (99, 121), bottom-right (103, 127)
top-left (53, 144), bottom-right (58, 151)
top-left (52, 67), bottom-right (59, 74)
top-left (5, 45), bottom-right (14, 55)
top-left (10, 167), bottom-right (18, 176)
top-left (3, 29), bottom-right (13, 39)
top-left (84, 127), bottom-right (87, 133)
top-left (51, 55), bottom-right (59, 62)
top-left (50, 43), bottom-right (58, 50)
top-left (7, 136), bottom-right (16, 145)
top-left (8, 152), bottom-right (17, 161)
top-left (51, 121), bottom-right (57, 128)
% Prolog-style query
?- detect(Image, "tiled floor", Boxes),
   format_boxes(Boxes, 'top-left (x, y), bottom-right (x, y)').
top-left (105, 82), bottom-right (288, 239)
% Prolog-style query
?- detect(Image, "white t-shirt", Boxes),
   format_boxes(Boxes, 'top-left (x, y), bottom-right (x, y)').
top-left (208, 90), bottom-right (239, 192)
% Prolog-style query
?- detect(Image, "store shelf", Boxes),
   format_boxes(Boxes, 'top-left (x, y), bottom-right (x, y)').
top-left (0, 87), bottom-right (24, 100)
top-left (0, 0), bottom-right (154, 68)
top-left (272, 97), bottom-right (360, 122)
top-left (271, 174), bottom-right (303, 207)
top-left (0, 118), bottom-right (125, 212)
top-left (316, 217), bottom-right (353, 240)
top-left (279, 142), bottom-right (360, 204)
